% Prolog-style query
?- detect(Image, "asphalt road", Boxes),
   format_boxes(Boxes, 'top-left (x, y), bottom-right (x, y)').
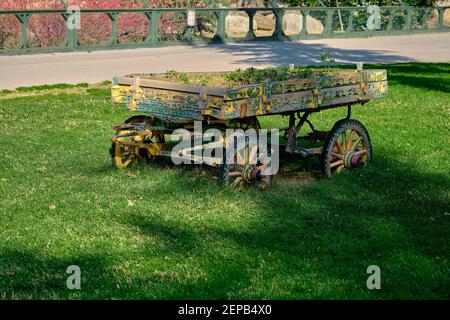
top-left (0, 33), bottom-right (449, 90)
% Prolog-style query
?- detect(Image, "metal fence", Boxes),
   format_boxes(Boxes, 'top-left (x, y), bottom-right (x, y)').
top-left (0, 5), bottom-right (449, 55)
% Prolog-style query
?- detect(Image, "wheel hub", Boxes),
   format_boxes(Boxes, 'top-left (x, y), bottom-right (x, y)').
top-left (344, 151), bottom-right (361, 169)
top-left (242, 165), bottom-right (261, 183)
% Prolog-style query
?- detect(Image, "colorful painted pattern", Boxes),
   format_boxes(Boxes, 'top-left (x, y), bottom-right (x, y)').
top-left (112, 70), bottom-right (388, 122)
top-left (131, 87), bottom-right (202, 123)
top-left (111, 84), bottom-right (132, 105)
top-left (217, 70), bottom-right (387, 118)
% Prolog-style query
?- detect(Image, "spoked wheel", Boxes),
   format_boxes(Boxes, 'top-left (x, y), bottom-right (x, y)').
top-left (219, 143), bottom-right (275, 191)
top-left (321, 119), bottom-right (372, 177)
top-left (110, 115), bottom-right (164, 169)
top-left (111, 129), bottom-right (140, 169)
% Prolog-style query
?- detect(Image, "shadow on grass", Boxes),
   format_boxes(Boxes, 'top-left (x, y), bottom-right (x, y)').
top-left (0, 249), bottom-right (111, 299)
top-left (1, 146), bottom-right (448, 299)
top-left (378, 63), bottom-right (450, 93)
top-left (117, 151), bottom-right (449, 299)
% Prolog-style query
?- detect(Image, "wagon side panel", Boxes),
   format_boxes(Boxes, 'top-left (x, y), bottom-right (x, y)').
top-left (112, 77), bottom-right (214, 123)
top-left (134, 87), bottom-right (204, 123)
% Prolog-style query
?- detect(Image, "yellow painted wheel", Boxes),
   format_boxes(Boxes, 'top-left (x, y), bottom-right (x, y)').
top-left (110, 116), bottom-right (149, 169)
top-left (110, 116), bottom-right (165, 169)
top-left (111, 130), bottom-right (143, 169)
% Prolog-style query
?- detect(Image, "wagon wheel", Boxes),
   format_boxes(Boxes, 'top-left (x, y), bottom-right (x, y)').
top-left (321, 119), bottom-right (372, 177)
top-left (110, 116), bottom-right (164, 169)
top-left (111, 129), bottom-right (140, 169)
top-left (219, 142), bottom-right (275, 191)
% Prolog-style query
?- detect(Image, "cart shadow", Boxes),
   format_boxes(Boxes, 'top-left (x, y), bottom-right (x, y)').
top-left (116, 150), bottom-right (449, 298)
top-left (388, 72), bottom-right (450, 93)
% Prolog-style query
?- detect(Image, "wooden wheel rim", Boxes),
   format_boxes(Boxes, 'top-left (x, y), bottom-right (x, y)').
top-left (112, 130), bottom-right (142, 169)
top-left (321, 119), bottom-right (372, 178)
top-left (329, 127), bottom-right (368, 174)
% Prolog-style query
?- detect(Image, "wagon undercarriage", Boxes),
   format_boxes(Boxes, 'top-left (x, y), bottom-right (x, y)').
top-left (110, 107), bottom-right (371, 189)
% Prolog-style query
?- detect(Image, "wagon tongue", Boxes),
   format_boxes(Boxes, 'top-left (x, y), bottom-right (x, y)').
top-left (285, 146), bottom-right (311, 158)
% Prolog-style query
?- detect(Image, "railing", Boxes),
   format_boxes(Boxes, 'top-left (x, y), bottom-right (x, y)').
top-left (0, 5), bottom-right (449, 55)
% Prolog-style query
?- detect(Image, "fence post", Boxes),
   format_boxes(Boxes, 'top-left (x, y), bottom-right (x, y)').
top-left (147, 11), bottom-right (159, 45)
top-left (437, 7), bottom-right (444, 29)
top-left (422, 7), bottom-right (429, 30)
top-left (347, 10), bottom-right (354, 32)
top-left (404, 7), bottom-right (412, 31)
top-left (300, 10), bottom-right (308, 37)
top-left (272, 8), bottom-right (286, 40)
top-left (386, 8), bottom-right (394, 31)
top-left (245, 9), bottom-right (256, 40)
top-left (16, 13), bottom-right (32, 50)
top-left (324, 9), bottom-right (334, 36)
top-left (108, 12), bottom-right (121, 46)
top-left (62, 12), bottom-right (77, 51)
top-left (213, 9), bottom-right (228, 42)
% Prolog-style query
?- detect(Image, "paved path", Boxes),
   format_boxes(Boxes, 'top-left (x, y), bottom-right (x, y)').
top-left (0, 33), bottom-right (449, 90)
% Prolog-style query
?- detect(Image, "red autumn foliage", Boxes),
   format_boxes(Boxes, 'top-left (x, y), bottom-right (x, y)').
top-left (0, 1), bottom-right (216, 49)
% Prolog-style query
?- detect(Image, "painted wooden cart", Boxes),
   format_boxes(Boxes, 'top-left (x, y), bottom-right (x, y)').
top-left (110, 66), bottom-right (387, 188)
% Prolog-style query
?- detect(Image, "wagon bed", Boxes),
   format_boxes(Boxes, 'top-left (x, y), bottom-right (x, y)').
top-left (111, 69), bottom-right (388, 123)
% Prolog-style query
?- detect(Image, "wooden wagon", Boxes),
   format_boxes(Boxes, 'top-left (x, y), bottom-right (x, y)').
top-left (110, 66), bottom-right (388, 189)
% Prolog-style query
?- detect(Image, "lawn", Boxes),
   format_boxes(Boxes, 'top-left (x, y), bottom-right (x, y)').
top-left (0, 63), bottom-right (449, 299)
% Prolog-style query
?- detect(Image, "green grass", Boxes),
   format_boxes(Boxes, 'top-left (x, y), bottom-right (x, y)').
top-left (15, 83), bottom-right (89, 92)
top-left (0, 62), bottom-right (449, 300)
